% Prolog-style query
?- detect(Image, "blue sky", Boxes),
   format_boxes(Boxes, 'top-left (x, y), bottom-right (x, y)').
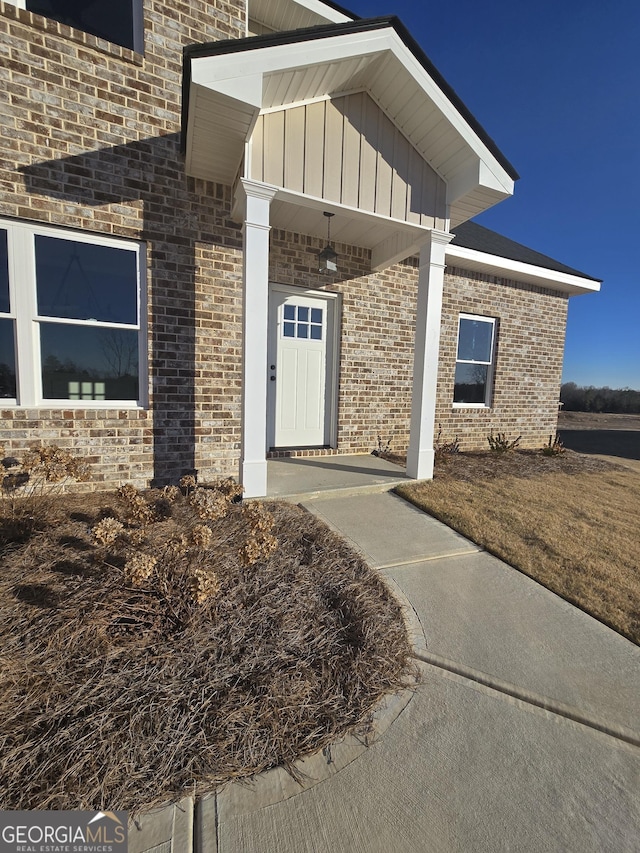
top-left (347, 0), bottom-right (640, 390)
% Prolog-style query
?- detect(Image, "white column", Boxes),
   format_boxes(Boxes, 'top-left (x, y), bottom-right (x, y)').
top-left (240, 179), bottom-right (277, 498)
top-left (406, 228), bottom-right (453, 480)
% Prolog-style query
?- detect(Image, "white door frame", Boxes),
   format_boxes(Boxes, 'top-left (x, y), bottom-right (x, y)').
top-left (267, 282), bottom-right (340, 450)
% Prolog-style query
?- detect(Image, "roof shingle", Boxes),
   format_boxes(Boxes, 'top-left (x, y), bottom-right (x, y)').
top-left (451, 221), bottom-right (601, 282)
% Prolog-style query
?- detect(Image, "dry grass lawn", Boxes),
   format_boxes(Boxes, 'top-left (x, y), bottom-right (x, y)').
top-left (396, 451), bottom-right (639, 645)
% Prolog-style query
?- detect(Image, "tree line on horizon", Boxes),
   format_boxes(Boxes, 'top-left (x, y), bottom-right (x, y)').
top-left (561, 382), bottom-right (640, 414)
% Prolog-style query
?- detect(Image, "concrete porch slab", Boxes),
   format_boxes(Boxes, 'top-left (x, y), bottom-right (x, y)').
top-left (267, 454), bottom-right (410, 501)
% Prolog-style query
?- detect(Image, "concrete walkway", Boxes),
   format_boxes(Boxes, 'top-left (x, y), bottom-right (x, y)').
top-left (130, 488), bottom-right (640, 853)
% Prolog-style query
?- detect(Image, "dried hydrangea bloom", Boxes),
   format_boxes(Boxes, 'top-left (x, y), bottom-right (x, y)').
top-left (128, 496), bottom-right (154, 526)
top-left (191, 524), bottom-right (213, 549)
top-left (164, 534), bottom-right (189, 559)
top-left (91, 517), bottom-right (124, 546)
top-left (17, 444), bottom-right (89, 483)
top-left (124, 553), bottom-right (157, 587)
top-left (126, 529), bottom-right (148, 546)
top-left (180, 474), bottom-right (197, 492)
top-left (19, 451), bottom-right (40, 473)
top-left (117, 484), bottom-right (154, 526)
top-left (242, 502), bottom-right (275, 534)
top-left (188, 488), bottom-right (228, 521)
top-left (118, 483), bottom-right (139, 501)
top-left (238, 531), bottom-right (278, 566)
top-left (211, 477), bottom-right (243, 502)
top-left (190, 566), bottom-right (220, 604)
top-left (162, 484), bottom-right (181, 502)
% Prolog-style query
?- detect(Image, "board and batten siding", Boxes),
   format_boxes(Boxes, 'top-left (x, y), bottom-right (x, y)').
top-left (250, 92), bottom-right (447, 227)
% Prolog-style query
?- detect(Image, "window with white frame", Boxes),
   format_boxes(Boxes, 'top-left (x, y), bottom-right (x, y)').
top-left (0, 219), bottom-right (145, 406)
top-left (453, 314), bottom-right (496, 406)
top-left (8, 0), bottom-right (144, 53)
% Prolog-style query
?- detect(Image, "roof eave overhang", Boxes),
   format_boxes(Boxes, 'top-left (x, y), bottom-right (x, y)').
top-left (249, 0), bottom-right (356, 32)
top-left (182, 18), bottom-right (518, 220)
top-left (446, 244), bottom-right (602, 296)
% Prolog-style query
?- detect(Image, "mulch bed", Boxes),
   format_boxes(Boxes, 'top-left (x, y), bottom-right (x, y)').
top-left (0, 492), bottom-right (415, 815)
top-left (431, 448), bottom-right (620, 481)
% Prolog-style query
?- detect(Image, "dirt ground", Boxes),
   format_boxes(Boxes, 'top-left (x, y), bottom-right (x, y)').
top-left (558, 411), bottom-right (640, 471)
top-left (558, 411), bottom-right (640, 430)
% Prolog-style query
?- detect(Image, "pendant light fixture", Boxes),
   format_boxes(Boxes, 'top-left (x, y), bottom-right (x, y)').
top-left (318, 211), bottom-right (337, 274)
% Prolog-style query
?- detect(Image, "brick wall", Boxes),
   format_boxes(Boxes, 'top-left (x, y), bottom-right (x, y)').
top-left (435, 266), bottom-right (569, 451)
top-left (268, 238), bottom-right (568, 458)
top-left (0, 0), bottom-right (246, 489)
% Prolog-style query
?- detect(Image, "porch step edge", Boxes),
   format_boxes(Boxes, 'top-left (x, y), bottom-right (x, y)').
top-left (266, 479), bottom-right (410, 503)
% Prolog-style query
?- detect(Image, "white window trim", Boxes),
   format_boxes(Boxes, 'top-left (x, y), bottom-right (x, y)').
top-left (452, 312), bottom-right (496, 409)
top-left (1, 218), bottom-right (147, 409)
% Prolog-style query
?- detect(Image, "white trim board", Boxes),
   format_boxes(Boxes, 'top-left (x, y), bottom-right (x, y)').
top-left (445, 243), bottom-right (601, 296)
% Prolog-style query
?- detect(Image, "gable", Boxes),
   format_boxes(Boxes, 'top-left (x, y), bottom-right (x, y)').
top-left (250, 93), bottom-right (447, 228)
top-left (183, 18), bottom-right (517, 227)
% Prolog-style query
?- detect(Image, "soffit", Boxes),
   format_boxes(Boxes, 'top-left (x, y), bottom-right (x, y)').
top-left (249, 0), bottom-right (354, 32)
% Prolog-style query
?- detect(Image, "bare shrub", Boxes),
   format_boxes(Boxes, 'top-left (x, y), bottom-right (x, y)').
top-left (434, 425), bottom-right (461, 461)
top-left (487, 432), bottom-right (521, 453)
top-left (541, 433), bottom-right (566, 456)
top-left (0, 444), bottom-right (90, 539)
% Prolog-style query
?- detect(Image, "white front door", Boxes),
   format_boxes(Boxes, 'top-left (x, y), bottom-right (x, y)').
top-left (268, 285), bottom-right (337, 448)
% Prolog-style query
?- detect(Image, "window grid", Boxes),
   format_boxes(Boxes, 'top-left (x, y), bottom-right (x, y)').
top-left (453, 313), bottom-right (496, 407)
top-left (0, 219), bottom-right (145, 407)
top-left (282, 304), bottom-right (323, 341)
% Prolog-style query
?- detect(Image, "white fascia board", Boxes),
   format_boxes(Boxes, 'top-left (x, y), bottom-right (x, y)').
top-left (250, 0), bottom-right (353, 27)
top-left (190, 30), bottom-right (391, 89)
top-left (446, 243), bottom-right (601, 295)
top-left (206, 75), bottom-right (264, 109)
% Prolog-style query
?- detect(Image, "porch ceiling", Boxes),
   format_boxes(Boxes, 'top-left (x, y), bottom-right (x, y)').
top-left (183, 17), bottom-right (518, 233)
top-left (244, 185), bottom-right (431, 269)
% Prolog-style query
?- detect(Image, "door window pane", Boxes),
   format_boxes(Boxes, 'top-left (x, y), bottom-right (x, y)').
top-left (41, 324), bottom-right (138, 401)
top-left (0, 319), bottom-right (16, 399)
top-left (35, 235), bottom-right (138, 324)
top-left (283, 304), bottom-right (295, 320)
top-left (457, 318), bottom-right (493, 362)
